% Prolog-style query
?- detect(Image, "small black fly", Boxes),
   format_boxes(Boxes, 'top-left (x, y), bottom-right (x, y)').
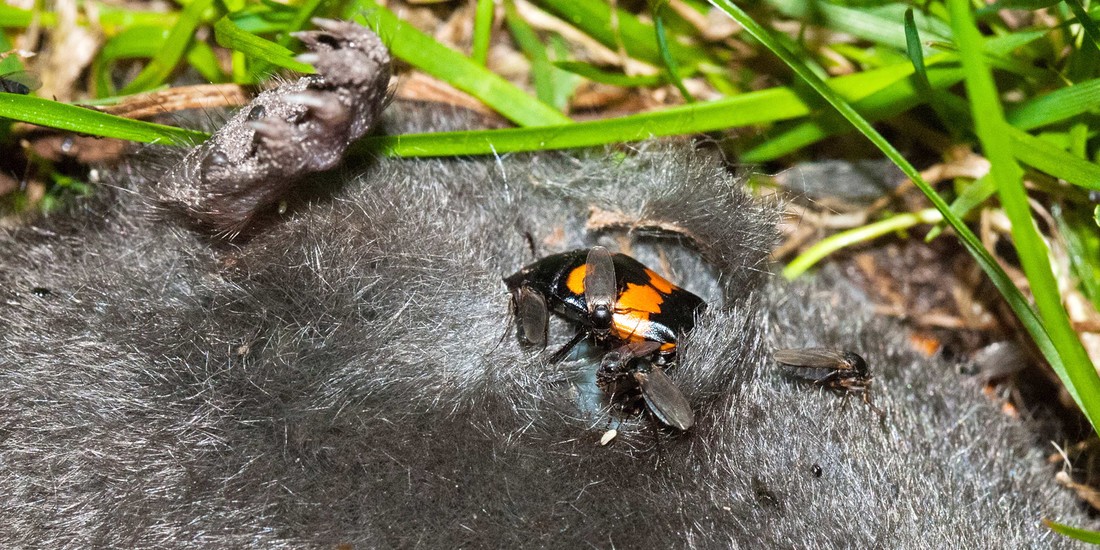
top-left (0, 71), bottom-right (39, 95)
top-left (774, 348), bottom-right (883, 418)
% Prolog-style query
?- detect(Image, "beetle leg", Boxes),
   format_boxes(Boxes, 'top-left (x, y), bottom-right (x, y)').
top-left (513, 286), bottom-right (549, 347)
top-left (653, 350), bottom-right (676, 368)
top-left (548, 330), bottom-right (588, 363)
top-left (522, 231), bottom-right (538, 259)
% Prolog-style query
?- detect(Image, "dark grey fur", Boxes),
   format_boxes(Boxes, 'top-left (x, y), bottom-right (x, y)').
top-left (0, 22), bottom-right (1090, 548)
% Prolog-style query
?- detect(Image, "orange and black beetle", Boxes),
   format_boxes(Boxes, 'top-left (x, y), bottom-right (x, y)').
top-left (504, 247), bottom-right (705, 430)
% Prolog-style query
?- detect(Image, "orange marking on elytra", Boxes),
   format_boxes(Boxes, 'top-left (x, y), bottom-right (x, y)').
top-left (610, 314), bottom-right (676, 350)
top-left (616, 283), bottom-right (663, 314)
top-left (644, 268), bottom-right (675, 294)
top-left (612, 314), bottom-right (649, 342)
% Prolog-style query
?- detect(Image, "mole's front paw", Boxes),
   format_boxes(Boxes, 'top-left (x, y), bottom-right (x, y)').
top-left (160, 19), bottom-right (392, 238)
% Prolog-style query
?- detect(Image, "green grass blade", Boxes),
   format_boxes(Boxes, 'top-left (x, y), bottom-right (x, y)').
top-left (1043, 519), bottom-right (1100, 544)
top-left (471, 0), bottom-right (495, 66)
top-left (533, 0), bottom-right (713, 69)
top-left (546, 36), bottom-right (582, 111)
top-left (96, 6), bottom-right (182, 30)
top-left (120, 0), bottom-right (218, 94)
top-left (982, 28), bottom-right (1052, 56)
top-left (764, 0), bottom-right (950, 50)
top-left (0, 93), bottom-right (207, 144)
top-left (783, 209), bottom-right (944, 279)
top-left (769, 0), bottom-right (1046, 79)
top-left (94, 26), bottom-right (171, 97)
top-left (346, 0), bottom-right (570, 127)
top-left (742, 61), bottom-right (966, 162)
top-left (358, 87), bottom-right (812, 157)
top-left (503, 0), bottom-right (556, 107)
top-left (1054, 205), bottom-right (1100, 310)
top-left (1006, 78), bottom-right (1100, 130)
top-left (225, 4), bottom-right (300, 34)
top-left (903, 8), bottom-right (960, 137)
top-left (926, 174), bottom-right (996, 240)
top-left (186, 40), bottom-right (229, 84)
top-left (867, 4), bottom-right (956, 42)
top-left (221, 0), bottom-right (245, 13)
top-left (0, 4), bottom-right (39, 26)
top-left (244, 0), bottom-right (326, 80)
top-left (282, 0), bottom-right (326, 41)
top-left (745, 30), bottom-right (1050, 162)
top-left (0, 34), bottom-right (23, 74)
top-left (749, 31), bottom-right (1100, 183)
top-left (1007, 125), bottom-right (1100, 190)
top-left (707, 0), bottom-right (1091, 417)
top-left (653, 2), bottom-right (694, 102)
top-left (904, 8), bottom-right (935, 98)
top-left (553, 61), bottom-right (665, 87)
top-left (1, 4), bottom-right (180, 29)
top-left (0, 31), bottom-right (19, 142)
top-left (985, 0), bottom-right (1062, 9)
top-left (1066, 0), bottom-right (1100, 54)
top-left (946, 0), bottom-right (1099, 427)
top-left (364, 49), bottom-right (995, 159)
top-left (214, 17), bottom-right (315, 76)
top-left (1069, 123), bottom-right (1088, 159)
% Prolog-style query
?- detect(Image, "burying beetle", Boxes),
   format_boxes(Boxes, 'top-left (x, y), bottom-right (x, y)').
top-left (504, 246), bottom-right (705, 430)
top-left (774, 348), bottom-right (884, 417)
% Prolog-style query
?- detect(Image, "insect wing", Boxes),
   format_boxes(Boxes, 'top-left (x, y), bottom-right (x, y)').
top-left (601, 340), bottom-right (662, 372)
top-left (584, 246), bottom-right (616, 319)
top-left (634, 367), bottom-right (694, 430)
top-left (514, 287), bottom-right (549, 346)
top-left (0, 71), bottom-right (39, 95)
top-left (774, 348), bottom-right (856, 369)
